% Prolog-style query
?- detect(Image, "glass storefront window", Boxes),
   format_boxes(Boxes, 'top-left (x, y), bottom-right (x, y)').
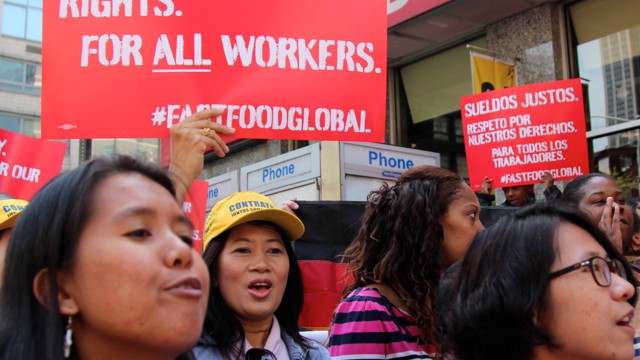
top-left (589, 129), bottom-right (640, 197)
top-left (398, 38), bottom-right (487, 175)
top-left (571, 0), bottom-right (640, 182)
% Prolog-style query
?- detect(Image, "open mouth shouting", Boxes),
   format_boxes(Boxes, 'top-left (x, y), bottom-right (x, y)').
top-left (248, 278), bottom-right (274, 299)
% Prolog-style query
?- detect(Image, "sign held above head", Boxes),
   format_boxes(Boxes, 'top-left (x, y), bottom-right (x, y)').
top-left (461, 79), bottom-right (589, 190)
top-left (42, 0), bottom-right (388, 143)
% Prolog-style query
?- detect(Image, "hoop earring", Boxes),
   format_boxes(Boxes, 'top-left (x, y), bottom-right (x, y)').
top-left (64, 316), bottom-right (73, 359)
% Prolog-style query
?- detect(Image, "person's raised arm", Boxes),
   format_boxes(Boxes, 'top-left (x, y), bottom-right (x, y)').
top-left (168, 108), bottom-right (235, 203)
top-left (541, 171), bottom-right (562, 202)
top-left (476, 176), bottom-right (495, 206)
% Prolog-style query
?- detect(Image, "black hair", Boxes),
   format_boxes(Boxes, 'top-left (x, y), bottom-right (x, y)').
top-left (0, 155), bottom-right (195, 360)
top-left (442, 203), bottom-right (637, 360)
top-left (481, 82), bottom-right (495, 92)
top-left (501, 184), bottom-right (535, 207)
top-left (201, 220), bottom-right (308, 357)
top-left (340, 165), bottom-right (470, 351)
top-left (435, 260), bottom-right (462, 356)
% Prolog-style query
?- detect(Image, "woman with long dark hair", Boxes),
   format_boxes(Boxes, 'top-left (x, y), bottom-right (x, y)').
top-left (0, 155), bottom-right (210, 360)
top-left (328, 165), bottom-right (485, 359)
top-left (195, 191), bottom-right (329, 360)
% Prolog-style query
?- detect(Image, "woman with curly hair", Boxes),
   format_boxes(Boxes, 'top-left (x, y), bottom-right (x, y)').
top-left (327, 165), bottom-right (485, 359)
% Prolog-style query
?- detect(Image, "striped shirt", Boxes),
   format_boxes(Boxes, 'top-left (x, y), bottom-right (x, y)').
top-left (328, 287), bottom-right (434, 360)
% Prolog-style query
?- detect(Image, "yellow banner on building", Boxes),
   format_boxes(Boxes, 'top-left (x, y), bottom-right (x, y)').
top-left (470, 51), bottom-right (517, 93)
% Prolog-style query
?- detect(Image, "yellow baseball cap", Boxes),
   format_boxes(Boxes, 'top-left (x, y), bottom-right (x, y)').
top-left (0, 199), bottom-right (28, 231)
top-left (203, 192), bottom-right (304, 250)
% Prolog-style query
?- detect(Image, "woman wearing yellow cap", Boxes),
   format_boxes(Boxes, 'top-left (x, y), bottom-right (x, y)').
top-left (0, 194), bottom-right (28, 288)
top-left (194, 191), bottom-right (330, 360)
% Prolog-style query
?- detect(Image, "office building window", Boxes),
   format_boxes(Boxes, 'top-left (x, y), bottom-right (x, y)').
top-left (0, 112), bottom-right (39, 137)
top-left (0, 57), bottom-right (41, 95)
top-left (1, 0), bottom-right (42, 42)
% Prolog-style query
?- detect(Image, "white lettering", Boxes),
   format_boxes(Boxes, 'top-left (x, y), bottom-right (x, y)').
top-left (220, 35), bottom-right (378, 73)
top-left (81, 34), bottom-right (142, 67)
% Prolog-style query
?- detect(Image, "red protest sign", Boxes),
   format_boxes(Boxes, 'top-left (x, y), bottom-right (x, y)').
top-left (183, 180), bottom-right (208, 254)
top-left (461, 78), bottom-right (589, 190)
top-left (42, 1), bottom-right (387, 142)
top-left (0, 129), bottom-right (67, 200)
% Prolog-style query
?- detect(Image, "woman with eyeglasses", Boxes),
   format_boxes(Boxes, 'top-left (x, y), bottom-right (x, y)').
top-left (194, 192), bottom-right (330, 360)
top-left (560, 174), bottom-right (640, 358)
top-left (441, 203), bottom-right (638, 360)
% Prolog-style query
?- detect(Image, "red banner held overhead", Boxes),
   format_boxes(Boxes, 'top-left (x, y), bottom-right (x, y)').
top-left (42, 1), bottom-right (387, 142)
top-left (461, 78), bottom-right (589, 190)
top-left (183, 179), bottom-right (208, 254)
top-left (0, 129), bottom-right (67, 200)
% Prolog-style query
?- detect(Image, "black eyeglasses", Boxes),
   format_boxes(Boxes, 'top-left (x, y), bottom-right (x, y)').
top-left (548, 255), bottom-right (626, 287)
top-left (246, 348), bottom-right (277, 360)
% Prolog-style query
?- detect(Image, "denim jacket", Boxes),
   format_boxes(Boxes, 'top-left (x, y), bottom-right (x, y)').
top-left (193, 330), bottom-right (330, 360)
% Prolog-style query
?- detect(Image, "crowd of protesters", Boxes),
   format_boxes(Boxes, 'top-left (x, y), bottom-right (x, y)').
top-left (1, 108), bottom-right (640, 359)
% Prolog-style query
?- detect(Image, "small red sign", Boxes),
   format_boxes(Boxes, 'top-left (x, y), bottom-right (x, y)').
top-left (461, 79), bottom-right (589, 190)
top-left (183, 179), bottom-right (208, 254)
top-left (0, 129), bottom-right (67, 200)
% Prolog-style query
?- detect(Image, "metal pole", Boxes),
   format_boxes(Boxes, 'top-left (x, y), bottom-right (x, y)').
top-left (79, 139), bottom-right (92, 162)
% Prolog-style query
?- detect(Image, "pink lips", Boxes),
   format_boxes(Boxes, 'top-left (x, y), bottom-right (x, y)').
top-left (248, 278), bottom-right (273, 299)
top-left (616, 309), bottom-right (636, 337)
top-left (166, 277), bottom-right (203, 299)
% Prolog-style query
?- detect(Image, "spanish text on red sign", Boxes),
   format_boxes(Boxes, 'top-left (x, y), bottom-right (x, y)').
top-left (460, 79), bottom-right (589, 190)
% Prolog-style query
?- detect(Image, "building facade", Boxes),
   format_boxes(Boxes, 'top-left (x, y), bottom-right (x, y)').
top-left (1, 0), bottom-right (639, 196)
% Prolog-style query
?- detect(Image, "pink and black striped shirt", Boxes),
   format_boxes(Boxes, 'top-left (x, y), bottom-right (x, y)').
top-left (328, 287), bottom-right (434, 359)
